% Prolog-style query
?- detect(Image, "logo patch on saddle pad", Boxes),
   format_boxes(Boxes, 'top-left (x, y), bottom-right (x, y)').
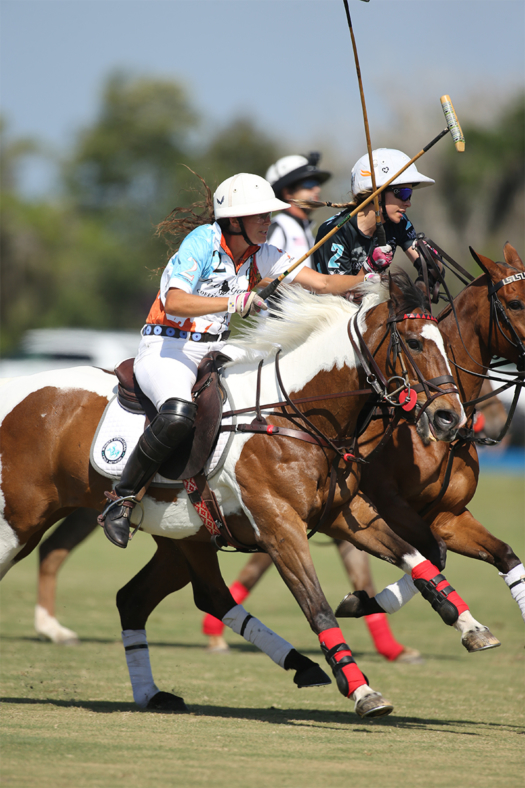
top-left (101, 437), bottom-right (127, 464)
top-left (90, 395), bottom-right (234, 486)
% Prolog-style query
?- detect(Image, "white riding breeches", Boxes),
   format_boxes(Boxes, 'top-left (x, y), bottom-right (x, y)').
top-left (133, 334), bottom-right (223, 411)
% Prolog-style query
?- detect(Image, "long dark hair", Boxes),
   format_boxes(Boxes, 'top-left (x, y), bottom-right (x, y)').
top-left (291, 189), bottom-right (374, 214)
top-left (155, 168), bottom-right (217, 255)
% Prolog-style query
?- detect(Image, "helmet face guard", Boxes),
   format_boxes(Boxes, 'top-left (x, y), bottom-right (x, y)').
top-left (214, 173), bottom-right (289, 219)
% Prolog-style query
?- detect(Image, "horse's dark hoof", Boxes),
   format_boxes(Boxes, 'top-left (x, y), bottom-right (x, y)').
top-left (355, 692), bottom-right (394, 719)
top-left (145, 691), bottom-right (189, 713)
top-left (461, 627), bottom-right (501, 653)
top-left (294, 664), bottom-right (332, 688)
top-left (335, 590), bottom-right (384, 618)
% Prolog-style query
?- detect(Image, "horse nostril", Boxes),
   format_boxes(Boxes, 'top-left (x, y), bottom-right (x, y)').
top-left (434, 410), bottom-right (459, 431)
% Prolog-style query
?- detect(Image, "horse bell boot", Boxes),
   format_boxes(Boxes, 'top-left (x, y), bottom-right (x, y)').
top-left (100, 398), bottom-right (197, 548)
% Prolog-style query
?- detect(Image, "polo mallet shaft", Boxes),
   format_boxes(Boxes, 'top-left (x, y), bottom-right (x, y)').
top-left (343, 0), bottom-right (386, 245)
top-left (258, 96), bottom-right (464, 301)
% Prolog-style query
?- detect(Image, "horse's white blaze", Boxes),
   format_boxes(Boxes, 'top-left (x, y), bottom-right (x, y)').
top-left (421, 323), bottom-right (466, 425)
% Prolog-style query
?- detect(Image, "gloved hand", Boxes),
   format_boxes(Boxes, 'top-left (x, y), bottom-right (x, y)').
top-left (364, 244), bottom-right (393, 274)
top-left (228, 291), bottom-right (268, 318)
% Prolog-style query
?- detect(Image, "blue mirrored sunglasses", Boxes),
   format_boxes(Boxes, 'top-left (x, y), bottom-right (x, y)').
top-left (298, 179), bottom-right (321, 189)
top-left (389, 186), bottom-right (413, 201)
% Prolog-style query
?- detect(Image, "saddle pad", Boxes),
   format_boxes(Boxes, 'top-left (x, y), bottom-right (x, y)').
top-left (90, 396), bottom-right (234, 487)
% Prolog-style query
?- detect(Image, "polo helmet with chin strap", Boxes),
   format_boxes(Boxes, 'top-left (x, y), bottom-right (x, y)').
top-left (213, 173), bottom-right (289, 219)
top-left (351, 148), bottom-right (435, 197)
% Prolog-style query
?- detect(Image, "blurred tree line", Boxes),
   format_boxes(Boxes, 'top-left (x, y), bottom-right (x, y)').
top-left (1, 72), bottom-right (523, 353)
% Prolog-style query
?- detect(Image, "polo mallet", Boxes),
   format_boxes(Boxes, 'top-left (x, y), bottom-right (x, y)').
top-left (343, 0), bottom-right (386, 245)
top-left (258, 95), bottom-right (465, 301)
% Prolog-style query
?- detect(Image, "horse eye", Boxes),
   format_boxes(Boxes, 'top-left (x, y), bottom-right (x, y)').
top-left (508, 300), bottom-right (524, 311)
top-left (407, 338), bottom-right (422, 351)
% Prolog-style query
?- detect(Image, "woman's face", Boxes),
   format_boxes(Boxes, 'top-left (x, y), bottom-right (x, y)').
top-left (240, 212), bottom-right (272, 244)
top-left (384, 185), bottom-right (413, 223)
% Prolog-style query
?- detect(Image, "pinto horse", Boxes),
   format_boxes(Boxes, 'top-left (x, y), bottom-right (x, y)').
top-left (0, 273), bottom-right (465, 718)
top-left (337, 243), bottom-right (525, 625)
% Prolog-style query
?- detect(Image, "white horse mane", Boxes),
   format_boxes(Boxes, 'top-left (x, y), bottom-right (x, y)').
top-left (227, 280), bottom-right (388, 366)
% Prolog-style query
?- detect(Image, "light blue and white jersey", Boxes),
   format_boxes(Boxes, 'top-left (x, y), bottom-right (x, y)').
top-left (150, 222), bottom-right (304, 335)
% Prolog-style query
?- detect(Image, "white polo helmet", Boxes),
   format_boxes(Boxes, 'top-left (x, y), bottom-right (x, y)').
top-left (351, 148), bottom-right (435, 197)
top-left (213, 173), bottom-right (289, 219)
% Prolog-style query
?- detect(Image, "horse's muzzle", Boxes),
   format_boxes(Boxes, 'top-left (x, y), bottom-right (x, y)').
top-left (416, 407), bottom-right (461, 444)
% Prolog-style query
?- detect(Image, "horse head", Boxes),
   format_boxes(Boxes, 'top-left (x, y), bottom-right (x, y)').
top-left (469, 244), bottom-right (525, 368)
top-left (373, 270), bottom-right (465, 444)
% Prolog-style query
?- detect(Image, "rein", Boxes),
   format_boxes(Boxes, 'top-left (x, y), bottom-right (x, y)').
top-left (216, 296), bottom-right (459, 551)
top-left (416, 235), bottom-right (525, 444)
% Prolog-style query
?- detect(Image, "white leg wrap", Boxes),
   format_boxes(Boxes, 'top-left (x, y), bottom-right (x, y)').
top-left (222, 604), bottom-right (293, 668)
top-left (122, 629), bottom-right (159, 708)
top-left (375, 574), bottom-right (419, 615)
top-left (34, 605), bottom-right (79, 644)
top-left (500, 563), bottom-right (525, 621)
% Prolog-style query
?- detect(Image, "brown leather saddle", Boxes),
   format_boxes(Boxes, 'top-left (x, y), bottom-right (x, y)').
top-left (114, 351), bottom-right (231, 481)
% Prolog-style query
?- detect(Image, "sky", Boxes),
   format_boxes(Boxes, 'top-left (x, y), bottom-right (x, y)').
top-left (1, 0), bottom-right (524, 196)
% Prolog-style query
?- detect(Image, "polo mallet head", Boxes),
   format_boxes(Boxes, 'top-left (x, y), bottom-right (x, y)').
top-left (440, 95), bottom-right (465, 152)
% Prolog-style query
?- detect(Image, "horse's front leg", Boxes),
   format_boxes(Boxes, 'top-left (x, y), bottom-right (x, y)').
top-left (178, 540), bottom-right (331, 692)
top-left (430, 508), bottom-right (525, 623)
top-left (237, 496), bottom-right (393, 718)
top-left (328, 492), bottom-right (501, 652)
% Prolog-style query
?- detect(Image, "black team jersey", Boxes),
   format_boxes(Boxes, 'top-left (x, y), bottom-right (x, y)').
top-left (313, 212), bottom-right (417, 275)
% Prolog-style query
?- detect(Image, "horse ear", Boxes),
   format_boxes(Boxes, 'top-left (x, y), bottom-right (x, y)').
top-left (388, 271), bottom-right (403, 314)
top-left (469, 246), bottom-right (493, 276)
top-left (503, 242), bottom-right (524, 271)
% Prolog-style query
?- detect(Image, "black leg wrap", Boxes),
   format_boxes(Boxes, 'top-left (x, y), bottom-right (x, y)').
top-left (320, 642), bottom-right (358, 697)
top-left (284, 649), bottom-right (331, 688)
top-left (414, 574), bottom-right (459, 625)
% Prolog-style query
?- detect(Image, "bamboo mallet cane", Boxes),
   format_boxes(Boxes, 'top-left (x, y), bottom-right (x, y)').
top-left (342, 0), bottom-right (386, 245)
top-left (257, 95), bottom-right (465, 301)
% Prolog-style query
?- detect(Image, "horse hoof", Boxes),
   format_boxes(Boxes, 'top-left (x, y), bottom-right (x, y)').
top-left (145, 691), bottom-right (189, 713)
top-left (34, 608), bottom-right (80, 645)
top-left (393, 647), bottom-right (424, 665)
top-left (461, 627), bottom-right (501, 653)
top-left (355, 692), bottom-right (394, 719)
top-left (294, 664), bottom-right (332, 688)
top-left (206, 635), bottom-right (230, 654)
top-left (335, 590), bottom-right (383, 618)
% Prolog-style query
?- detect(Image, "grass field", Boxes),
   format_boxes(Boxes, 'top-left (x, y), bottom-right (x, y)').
top-left (1, 475), bottom-right (524, 788)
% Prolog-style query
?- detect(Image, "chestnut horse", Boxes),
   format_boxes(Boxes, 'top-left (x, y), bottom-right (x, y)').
top-left (337, 243), bottom-right (525, 623)
top-left (0, 273), bottom-right (465, 718)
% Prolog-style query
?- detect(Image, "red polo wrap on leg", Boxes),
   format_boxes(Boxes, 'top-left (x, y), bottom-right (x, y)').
top-left (365, 613), bottom-right (404, 661)
top-left (318, 627), bottom-right (366, 696)
top-left (411, 560), bottom-right (469, 615)
top-left (202, 581), bottom-right (250, 636)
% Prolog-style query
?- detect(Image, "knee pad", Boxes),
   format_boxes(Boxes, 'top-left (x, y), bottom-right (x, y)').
top-left (143, 398), bottom-right (197, 460)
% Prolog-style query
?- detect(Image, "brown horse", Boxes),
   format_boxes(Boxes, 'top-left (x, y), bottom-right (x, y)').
top-left (336, 243), bottom-right (525, 623)
top-left (0, 273), bottom-right (465, 718)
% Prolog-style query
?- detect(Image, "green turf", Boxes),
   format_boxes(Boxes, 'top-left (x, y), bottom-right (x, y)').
top-left (1, 475), bottom-right (524, 788)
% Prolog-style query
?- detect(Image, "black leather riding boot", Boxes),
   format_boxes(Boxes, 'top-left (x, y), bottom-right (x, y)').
top-left (101, 398), bottom-right (197, 548)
